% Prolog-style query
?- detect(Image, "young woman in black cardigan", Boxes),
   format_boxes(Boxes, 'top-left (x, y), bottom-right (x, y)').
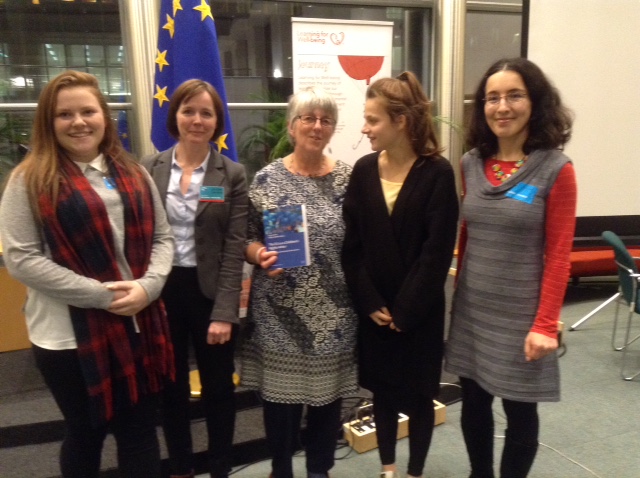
top-left (342, 71), bottom-right (459, 478)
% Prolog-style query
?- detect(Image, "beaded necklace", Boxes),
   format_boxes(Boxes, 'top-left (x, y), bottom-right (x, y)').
top-left (491, 155), bottom-right (528, 182)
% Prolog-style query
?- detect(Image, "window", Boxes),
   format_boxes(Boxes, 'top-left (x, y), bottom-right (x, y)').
top-left (211, 1), bottom-right (433, 177)
top-left (464, 10), bottom-right (521, 95)
top-left (0, 0), bottom-right (129, 183)
top-left (463, 4), bottom-right (522, 134)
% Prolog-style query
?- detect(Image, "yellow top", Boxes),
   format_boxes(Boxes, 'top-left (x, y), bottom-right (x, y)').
top-left (380, 177), bottom-right (403, 215)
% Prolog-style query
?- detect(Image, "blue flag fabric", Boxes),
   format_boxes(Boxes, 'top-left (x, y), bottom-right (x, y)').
top-left (151, 0), bottom-right (238, 161)
top-left (117, 109), bottom-right (131, 152)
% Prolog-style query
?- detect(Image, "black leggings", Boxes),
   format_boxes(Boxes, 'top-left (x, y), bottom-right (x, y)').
top-left (460, 377), bottom-right (539, 478)
top-left (32, 345), bottom-right (160, 478)
top-left (373, 390), bottom-right (435, 477)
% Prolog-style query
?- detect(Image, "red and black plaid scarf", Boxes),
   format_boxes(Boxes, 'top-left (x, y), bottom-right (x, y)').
top-left (38, 157), bottom-right (174, 427)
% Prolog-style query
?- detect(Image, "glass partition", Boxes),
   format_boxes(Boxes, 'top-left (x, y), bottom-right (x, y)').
top-left (217, 2), bottom-right (432, 99)
top-left (0, 0), bottom-right (522, 184)
top-left (463, 9), bottom-right (522, 133)
top-left (216, 1), bottom-right (434, 170)
top-left (464, 10), bottom-right (521, 95)
top-left (0, 0), bottom-right (127, 184)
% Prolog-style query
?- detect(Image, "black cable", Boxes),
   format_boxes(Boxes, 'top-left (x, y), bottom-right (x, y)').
top-left (557, 341), bottom-right (567, 358)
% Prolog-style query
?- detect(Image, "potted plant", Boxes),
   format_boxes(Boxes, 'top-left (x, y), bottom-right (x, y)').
top-left (237, 93), bottom-right (293, 182)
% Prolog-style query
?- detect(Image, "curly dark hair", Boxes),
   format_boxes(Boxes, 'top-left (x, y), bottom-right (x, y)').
top-left (467, 57), bottom-right (573, 158)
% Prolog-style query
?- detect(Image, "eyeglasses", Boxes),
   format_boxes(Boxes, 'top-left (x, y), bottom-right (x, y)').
top-left (483, 92), bottom-right (528, 106)
top-left (297, 115), bottom-right (336, 128)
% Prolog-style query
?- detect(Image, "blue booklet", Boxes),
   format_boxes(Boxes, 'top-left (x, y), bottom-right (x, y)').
top-left (262, 204), bottom-right (310, 269)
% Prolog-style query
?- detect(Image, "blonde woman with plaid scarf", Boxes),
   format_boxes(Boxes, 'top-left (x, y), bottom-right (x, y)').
top-left (0, 71), bottom-right (175, 478)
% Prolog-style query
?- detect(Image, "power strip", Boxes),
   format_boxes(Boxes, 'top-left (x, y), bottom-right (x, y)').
top-left (343, 400), bottom-right (446, 453)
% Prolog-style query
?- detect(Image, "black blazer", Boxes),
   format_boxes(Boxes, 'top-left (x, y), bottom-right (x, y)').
top-left (142, 146), bottom-right (248, 324)
top-left (342, 152), bottom-right (459, 395)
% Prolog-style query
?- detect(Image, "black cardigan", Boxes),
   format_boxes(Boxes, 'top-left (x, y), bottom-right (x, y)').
top-left (341, 152), bottom-right (459, 395)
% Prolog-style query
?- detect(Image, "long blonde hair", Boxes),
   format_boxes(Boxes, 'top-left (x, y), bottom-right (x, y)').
top-left (13, 70), bottom-right (141, 219)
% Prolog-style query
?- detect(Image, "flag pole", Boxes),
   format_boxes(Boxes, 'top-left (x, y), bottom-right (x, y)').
top-left (118, 0), bottom-right (159, 157)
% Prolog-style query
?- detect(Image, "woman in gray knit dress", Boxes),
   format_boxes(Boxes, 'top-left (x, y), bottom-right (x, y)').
top-left (445, 58), bottom-right (577, 477)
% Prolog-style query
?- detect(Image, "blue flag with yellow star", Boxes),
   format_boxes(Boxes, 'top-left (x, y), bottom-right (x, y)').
top-left (151, 0), bottom-right (238, 160)
top-left (117, 109), bottom-right (131, 152)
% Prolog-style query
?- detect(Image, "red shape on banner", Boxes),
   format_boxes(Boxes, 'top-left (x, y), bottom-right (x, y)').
top-left (338, 56), bottom-right (384, 85)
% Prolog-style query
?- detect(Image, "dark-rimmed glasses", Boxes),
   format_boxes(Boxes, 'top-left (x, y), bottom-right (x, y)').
top-left (483, 92), bottom-right (528, 106)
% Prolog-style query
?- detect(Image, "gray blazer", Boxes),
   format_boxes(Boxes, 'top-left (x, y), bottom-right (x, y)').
top-left (141, 146), bottom-right (248, 324)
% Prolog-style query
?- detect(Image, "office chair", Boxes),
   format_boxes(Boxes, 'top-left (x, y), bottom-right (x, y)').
top-left (601, 230), bottom-right (640, 380)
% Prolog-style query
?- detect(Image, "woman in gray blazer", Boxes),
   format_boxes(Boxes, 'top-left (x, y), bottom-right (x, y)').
top-left (142, 79), bottom-right (248, 478)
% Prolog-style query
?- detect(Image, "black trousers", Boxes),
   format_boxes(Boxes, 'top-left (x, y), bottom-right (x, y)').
top-left (460, 377), bottom-right (539, 478)
top-left (262, 398), bottom-right (342, 478)
top-left (373, 389), bottom-right (435, 477)
top-left (32, 344), bottom-right (161, 478)
top-left (161, 267), bottom-right (237, 478)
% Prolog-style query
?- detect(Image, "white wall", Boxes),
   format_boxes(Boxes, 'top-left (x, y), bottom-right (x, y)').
top-left (527, 0), bottom-right (640, 217)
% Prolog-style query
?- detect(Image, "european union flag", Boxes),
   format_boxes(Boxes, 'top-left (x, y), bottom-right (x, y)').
top-left (151, 0), bottom-right (238, 161)
top-left (117, 109), bottom-right (131, 152)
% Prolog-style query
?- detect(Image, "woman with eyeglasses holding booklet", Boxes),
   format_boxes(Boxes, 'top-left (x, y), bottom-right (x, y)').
top-left (445, 58), bottom-right (577, 477)
top-left (241, 86), bottom-right (357, 478)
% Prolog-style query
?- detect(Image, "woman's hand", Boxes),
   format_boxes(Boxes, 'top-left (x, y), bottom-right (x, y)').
top-left (106, 281), bottom-right (149, 316)
top-left (207, 321), bottom-right (232, 345)
top-left (524, 331), bottom-right (558, 361)
top-left (369, 306), bottom-right (394, 327)
top-left (256, 247), bottom-right (284, 278)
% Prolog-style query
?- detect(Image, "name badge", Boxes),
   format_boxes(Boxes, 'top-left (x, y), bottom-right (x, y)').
top-left (505, 182), bottom-right (538, 205)
top-left (103, 177), bottom-right (116, 190)
top-left (200, 186), bottom-right (225, 202)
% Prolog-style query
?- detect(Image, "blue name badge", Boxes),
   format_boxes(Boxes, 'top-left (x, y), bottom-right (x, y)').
top-left (505, 182), bottom-right (538, 204)
top-left (103, 177), bottom-right (116, 190)
top-left (200, 186), bottom-right (225, 203)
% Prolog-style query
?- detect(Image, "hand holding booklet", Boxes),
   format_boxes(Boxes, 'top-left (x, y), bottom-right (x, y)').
top-left (262, 204), bottom-right (310, 269)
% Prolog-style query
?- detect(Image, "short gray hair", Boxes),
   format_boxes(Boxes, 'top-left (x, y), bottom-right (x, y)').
top-left (286, 86), bottom-right (338, 126)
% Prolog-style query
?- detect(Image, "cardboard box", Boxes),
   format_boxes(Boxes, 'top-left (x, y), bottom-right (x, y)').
top-left (434, 399), bottom-right (446, 426)
top-left (344, 400), bottom-right (446, 453)
top-left (189, 369), bottom-right (240, 398)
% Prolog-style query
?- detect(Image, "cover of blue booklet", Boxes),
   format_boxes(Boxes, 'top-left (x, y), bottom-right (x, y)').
top-left (262, 204), bottom-right (310, 269)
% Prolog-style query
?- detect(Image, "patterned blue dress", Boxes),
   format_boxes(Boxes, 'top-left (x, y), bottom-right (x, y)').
top-left (240, 158), bottom-right (358, 405)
